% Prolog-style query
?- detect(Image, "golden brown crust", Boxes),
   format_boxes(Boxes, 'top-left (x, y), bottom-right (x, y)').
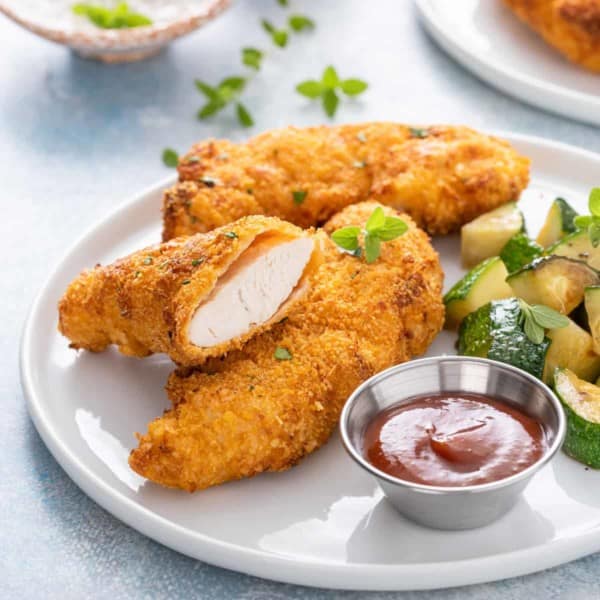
top-left (162, 123), bottom-right (530, 239)
top-left (58, 215), bottom-right (321, 366)
top-left (505, 0), bottom-right (600, 71)
top-left (130, 202), bottom-right (445, 492)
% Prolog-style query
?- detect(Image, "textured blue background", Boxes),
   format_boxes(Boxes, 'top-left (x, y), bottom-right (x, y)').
top-left (3, 1), bottom-right (600, 598)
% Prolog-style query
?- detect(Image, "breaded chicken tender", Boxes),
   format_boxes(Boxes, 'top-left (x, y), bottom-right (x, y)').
top-left (505, 0), bottom-right (600, 71)
top-left (59, 216), bottom-right (321, 366)
top-left (130, 202), bottom-right (444, 491)
top-left (162, 123), bottom-right (530, 240)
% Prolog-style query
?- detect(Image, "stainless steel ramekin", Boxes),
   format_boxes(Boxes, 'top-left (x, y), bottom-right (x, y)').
top-left (340, 356), bottom-right (566, 530)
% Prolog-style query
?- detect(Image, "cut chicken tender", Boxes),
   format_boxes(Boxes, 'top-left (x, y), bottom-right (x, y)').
top-left (504, 0), bottom-right (600, 71)
top-left (162, 123), bottom-right (530, 240)
top-left (58, 216), bottom-right (321, 366)
top-left (129, 202), bottom-right (445, 492)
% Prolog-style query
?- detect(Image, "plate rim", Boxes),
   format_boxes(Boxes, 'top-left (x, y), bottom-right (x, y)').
top-left (20, 133), bottom-right (600, 591)
top-left (415, 0), bottom-right (600, 126)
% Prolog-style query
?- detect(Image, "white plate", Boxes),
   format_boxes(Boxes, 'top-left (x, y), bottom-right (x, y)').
top-left (21, 134), bottom-right (600, 591)
top-left (415, 0), bottom-right (600, 126)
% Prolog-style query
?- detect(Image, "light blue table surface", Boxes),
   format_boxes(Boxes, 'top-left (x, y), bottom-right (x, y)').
top-left (3, 1), bottom-right (600, 598)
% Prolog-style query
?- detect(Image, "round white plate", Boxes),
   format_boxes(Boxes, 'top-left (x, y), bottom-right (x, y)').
top-left (21, 134), bottom-right (600, 591)
top-left (415, 0), bottom-right (600, 126)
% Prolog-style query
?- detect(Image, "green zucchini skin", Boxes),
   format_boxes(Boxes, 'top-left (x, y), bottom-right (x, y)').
top-left (562, 402), bottom-right (600, 468)
top-left (536, 197), bottom-right (579, 247)
top-left (555, 369), bottom-right (600, 468)
top-left (458, 297), bottom-right (550, 379)
top-left (443, 257), bottom-right (512, 329)
top-left (500, 233), bottom-right (543, 273)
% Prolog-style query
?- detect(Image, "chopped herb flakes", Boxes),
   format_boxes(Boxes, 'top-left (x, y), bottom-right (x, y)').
top-left (409, 127), bottom-right (429, 139)
top-left (292, 190), bottom-right (307, 205)
top-left (353, 160), bottom-right (366, 168)
top-left (224, 231), bottom-right (238, 239)
top-left (181, 279), bottom-right (191, 285)
top-left (191, 258), bottom-right (204, 267)
top-left (142, 257), bottom-right (153, 265)
top-left (162, 148), bottom-right (179, 168)
top-left (274, 346), bottom-right (293, 360)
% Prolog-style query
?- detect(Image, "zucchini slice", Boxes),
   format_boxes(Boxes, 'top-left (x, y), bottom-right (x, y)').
top-left (507, 256), bottom-right (600, 314)
top-left (461, 203), bottom-right (524, 268)
top-left (458, 297), bottom-right (549, 380)
top-left (542, 319), bottom-right (600, 384)
top-left (536, 197), bottom-right (579, 247)
top-left (500, 233), bottom-right (543, 273)
top-left (444, 257), bottom-right (512, 329)
top-left (554, 368), bottom-right (600, 468)
top-left (585, 286), bottom-right (600, 354)
top-left (549, 229), bottom-right (600, 270)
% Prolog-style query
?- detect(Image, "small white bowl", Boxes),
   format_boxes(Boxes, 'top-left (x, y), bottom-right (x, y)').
top-left (0, 0), bottom-right (231, 63)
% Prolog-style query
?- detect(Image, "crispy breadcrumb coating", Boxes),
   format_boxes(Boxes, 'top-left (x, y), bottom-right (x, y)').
top-left (505, 0), bottom-right (600, 71)
top-left (129, 202), bottom-right (444, 491)
top-left (58, 216), bottom-right (321, 366)
top-left (162, 123), bottom-right (530, 240)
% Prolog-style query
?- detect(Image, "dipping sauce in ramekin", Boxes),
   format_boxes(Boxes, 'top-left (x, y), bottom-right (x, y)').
top-left (363, 392), bottom-right (547, 487)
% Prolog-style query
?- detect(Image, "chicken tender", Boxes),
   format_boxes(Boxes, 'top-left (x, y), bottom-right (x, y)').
top-left (505, 0), bottom-right (600, 71)
top-left (129, 202), bottom-right (444, 491)
top-left (162, 123), bottom-right (530, 240)
top-left (59, 216), bottom-right (321, 366)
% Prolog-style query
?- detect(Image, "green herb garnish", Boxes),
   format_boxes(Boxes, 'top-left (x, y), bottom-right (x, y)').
top-left (142, 257), bottom-right (153, 265)
top-left (262, 20), bottom-right (288, 47)
top-left (181, 279), bottom-right (191, 285)
top-left (331, 207), bottom-right (408, 263)
top-left (196, 77), bottom-right (254, 128)
top-left (191, 258), bottom-right (204, 267)
top-left (409, 127), bottom-right (429, 139)
top-left (274, 346), bottom-right (293, 360)
top-left (574, 188), bottom-right (600, 247)
top-left (277, 0), bottom-right (289, 6)
top-left (242, 47), bottom-right (263, 70)
top-left (292, 190), bottom-right (307, 205)
top-left (296, 66), bottom-right (368, 118)
top-left (162, 148), bottom-right (179, 168)
top-left (224, 231), bottom-right (238, 239)
top-left (518, 299), bottom-right (569, 344)
top-left (289, 15), bottom-right (315, 32)
top-left (72, 2), bottom-right (152, 29)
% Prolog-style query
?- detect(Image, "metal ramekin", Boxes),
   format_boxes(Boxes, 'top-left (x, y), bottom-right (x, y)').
top-left (340, 356), bottom-right (566, 530)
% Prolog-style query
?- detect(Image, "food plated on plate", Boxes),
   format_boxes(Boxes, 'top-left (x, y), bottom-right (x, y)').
top-left (504, 0), bottom-right (600, 72)
top-left (56, 122), bottom-right (600, 526)
top-left (130, 202), bottom-right (444, 491)
top-left (164, 122), bottom-right (529, 239)
top-left (59, 215), bottom-right (322, 365)
top-left (446, 188), bottom-right (600, 469)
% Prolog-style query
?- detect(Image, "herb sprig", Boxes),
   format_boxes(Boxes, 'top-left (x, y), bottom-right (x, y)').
top-left (518, 299), bottom-right (569, 344)
top-left (72, 2), bottom-right (152, 29)
top-left (331, 207), bottom-right (408, 263)
top-left (574, 188), bottom-right (600, 247)
top-left (296, 66), bottom-right (368, 117)
top-left (195, 77), bottom-right (254, 127)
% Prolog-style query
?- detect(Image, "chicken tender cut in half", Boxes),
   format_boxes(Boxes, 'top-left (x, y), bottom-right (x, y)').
top-left (162, 123), bottom-right (530, 240)
top-left (129, 202), bottom-right (445, 492)
top-left (505, 0), bottom-right (600, 71)
top-left (58, 216), bottom-right (322, 366)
